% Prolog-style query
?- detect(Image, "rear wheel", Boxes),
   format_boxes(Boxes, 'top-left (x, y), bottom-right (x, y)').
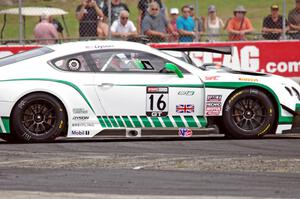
top-left (11, 93), bottom-right (66, 143)
top-left (223, 88), bottom-right (276, 139)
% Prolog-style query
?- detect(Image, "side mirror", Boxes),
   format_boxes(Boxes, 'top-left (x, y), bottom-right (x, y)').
top-left (164, 63), bottom-right (184, 78)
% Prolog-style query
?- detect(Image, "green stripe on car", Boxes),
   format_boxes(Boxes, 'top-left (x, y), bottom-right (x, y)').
top-left (102, 116), bottom-right (112, 128)
top-left (122, 116), bottom-right (134, 128)
top-left (140, 116), bottom-right (152, 128)
top-left (0, 117), bottom-right (10, 133)
top-left (162, 117), bottom-right (174, 127)
top-left (0, 79), bottom-right (95, 113)
top-left (172, 116), bottom-right (185, 127)
top-left (98, 117), bottom-right (106, 128)
top-left (109, 116), bottom-right (118, 128)
top-left (115, 116), bottom-right (125, 127)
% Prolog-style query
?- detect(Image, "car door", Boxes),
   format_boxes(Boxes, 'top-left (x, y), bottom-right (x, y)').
top-left (89, 49), bottom-right (205, 129)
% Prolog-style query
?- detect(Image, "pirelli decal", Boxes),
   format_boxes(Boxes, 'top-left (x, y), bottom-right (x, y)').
top-left (0, 117), bottom-right (10, 133)
top-left (97, 116), bottom-right (207, 128)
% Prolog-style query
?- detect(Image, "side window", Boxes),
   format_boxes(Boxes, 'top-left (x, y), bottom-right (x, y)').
top-left (90, 50), bottom-right (176, 73)
top-left (52, 54), bottom-right (91, 72)
top-left (90, 51), bottom-right (147, 72)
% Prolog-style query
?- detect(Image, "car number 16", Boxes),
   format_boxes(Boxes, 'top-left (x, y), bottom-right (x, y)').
top-left (146, 87), bottom-right (168, 117)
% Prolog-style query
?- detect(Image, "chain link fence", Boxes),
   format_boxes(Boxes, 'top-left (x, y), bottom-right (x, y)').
top-left (0, 0), bottom-right (299, 44)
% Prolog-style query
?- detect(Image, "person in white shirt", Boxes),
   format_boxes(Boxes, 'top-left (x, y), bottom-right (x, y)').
top-left (111, 10), bottom-right (137, 40)
top-left (204, 5), bottom-right (224, 42)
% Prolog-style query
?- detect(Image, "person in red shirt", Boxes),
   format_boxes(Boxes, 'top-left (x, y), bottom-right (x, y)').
top-left (226, 5), bottom-right (253, 41)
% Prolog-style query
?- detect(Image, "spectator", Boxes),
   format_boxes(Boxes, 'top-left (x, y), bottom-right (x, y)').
top-left (111, 10), bottom-right (137, 40)
top-left (226, 5), bottom-right (254, 41)
top-left (142, 2), bottom-right (176, 42)
top-left (76, 0), bottom-right (104, 38)
top-left (176, 5), bottom-right (195, 42)
top-left (189, 4), bottom-right (204, 40)
top-left (168, 8), bottom-right (179, 42)
top-left (262, 5), bottom-right (288, 40)
top-left (97, 18), bottom-right (109, 39)
top-left (288, 0), bottom-right (300, 39)
top-left (205, 5), bottom-right (224, 42)
top-left (102, 0), bottom-right (129, 25)
top-left (137, 0), bottom-right (166, 34)
top-left (34, 13), bottom-right (58, 45)
top-left (49, 16), bottom-right (64, 39)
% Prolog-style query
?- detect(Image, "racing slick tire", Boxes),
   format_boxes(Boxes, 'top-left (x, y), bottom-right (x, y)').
top-left (223, 88), bottom-right (276, 139)
top-left (11, 93), bottom-right (66, 143)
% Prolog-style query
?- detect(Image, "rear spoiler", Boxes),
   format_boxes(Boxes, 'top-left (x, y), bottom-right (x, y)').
top-left (157, 46), bottom-right (232, 55)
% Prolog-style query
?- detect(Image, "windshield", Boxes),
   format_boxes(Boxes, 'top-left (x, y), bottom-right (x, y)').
top-left (0, 47), bottom-right (53, 67)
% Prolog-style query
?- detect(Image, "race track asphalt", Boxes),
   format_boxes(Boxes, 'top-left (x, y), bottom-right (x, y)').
top-left (0, 134), bottom-right (299, 199)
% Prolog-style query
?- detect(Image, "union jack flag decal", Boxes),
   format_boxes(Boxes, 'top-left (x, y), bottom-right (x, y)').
top-left (176, 104), bottom-right (194, 113)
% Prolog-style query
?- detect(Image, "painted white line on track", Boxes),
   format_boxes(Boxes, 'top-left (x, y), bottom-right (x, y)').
top-left (0, 191), bottom-right (289, 199)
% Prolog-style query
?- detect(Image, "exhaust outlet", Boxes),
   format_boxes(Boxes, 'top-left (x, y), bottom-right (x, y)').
top-left (126, 128), bottom-right (141, 138)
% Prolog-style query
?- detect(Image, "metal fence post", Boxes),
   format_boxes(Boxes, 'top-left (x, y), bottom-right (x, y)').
top-left (282, 0), bottom-right (287, 40)
top-left (18, 0), bottom-right (24, 44)
top-left (108, 0), bottom-right (111, 40)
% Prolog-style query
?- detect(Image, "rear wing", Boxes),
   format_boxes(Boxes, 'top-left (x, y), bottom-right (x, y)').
top-left (156, 46), bottom-right (233, 55)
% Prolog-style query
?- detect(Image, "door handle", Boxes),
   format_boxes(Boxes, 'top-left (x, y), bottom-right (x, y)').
top-left (99, 83), bottom-right (114, 87)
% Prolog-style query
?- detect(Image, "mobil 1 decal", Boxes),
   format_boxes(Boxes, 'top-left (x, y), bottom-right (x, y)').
top-left (146, 87), bottom-right (168, 117)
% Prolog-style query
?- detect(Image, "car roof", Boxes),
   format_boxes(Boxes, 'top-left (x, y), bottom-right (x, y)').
top-left (47, 40), bottom-right (154, 55)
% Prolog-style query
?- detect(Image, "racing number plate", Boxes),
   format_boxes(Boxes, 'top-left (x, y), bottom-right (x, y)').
top-left (146, 87), bottom-right (168, 117)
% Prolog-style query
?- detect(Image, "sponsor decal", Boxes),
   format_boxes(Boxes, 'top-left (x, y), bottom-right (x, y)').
top-left (176, 104), bottom-right (195, 113)
top-left (178, 91), bottom-right (195, 96)
top-left (72, 116), bottom-right (89, 120)
top-left (146, 87), bottom-right (169, 117)
top-left (207, 95), bottom-right (222, 102)
top-left (147, 87), bottom-right (168, 93)
top-left (205, 76), bottom-right (220, 81)
top-left (72, 122), bottom-right (95, 127)
top-left (178, 128), bottom-right (193, 137)
top-left (67, 59), bottom-right (81, 71)
top-left (85, 45), bottom-right (114, 49)
top-left (206, 95), bottom-right (222, 116)
top-left (73, 108), bottom-right (88, 114)
top-left (238, 77), bottom-right (258, 82)
top-left (71, 130), bottom-right (90, 136)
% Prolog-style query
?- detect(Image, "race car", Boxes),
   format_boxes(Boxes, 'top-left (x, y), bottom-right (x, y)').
top-left (0, 40), bottom-right (299, 143)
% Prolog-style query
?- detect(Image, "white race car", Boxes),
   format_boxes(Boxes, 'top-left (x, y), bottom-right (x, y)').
top-left (0, 40), bottom-right (299, 143)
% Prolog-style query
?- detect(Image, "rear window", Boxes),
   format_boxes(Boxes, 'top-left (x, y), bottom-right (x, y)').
top-left (0, 47), bottom-right (53, 67)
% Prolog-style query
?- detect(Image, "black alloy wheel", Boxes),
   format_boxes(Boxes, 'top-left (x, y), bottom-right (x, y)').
top-left (223, 88), bottom-right (276, 139)
top-left (11, 93), bottom-right (66, 143)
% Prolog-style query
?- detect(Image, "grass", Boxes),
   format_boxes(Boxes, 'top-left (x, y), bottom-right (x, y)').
top-left (0, 0), bottom-right (295, 41)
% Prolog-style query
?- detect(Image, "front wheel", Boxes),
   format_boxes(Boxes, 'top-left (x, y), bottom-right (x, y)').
top-left (11, 93), bottom-right (66, 143)
top-left (223, 88), bottom-right (276, 139)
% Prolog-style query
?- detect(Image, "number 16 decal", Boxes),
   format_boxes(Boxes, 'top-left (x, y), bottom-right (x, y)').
top-left (146, 87), bottom-right (168, 117)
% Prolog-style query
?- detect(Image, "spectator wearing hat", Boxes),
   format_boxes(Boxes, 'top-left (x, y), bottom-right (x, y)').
top-left (34, 13), bottom-right (58, 45)
top-left (189, 4), bottom-right (204, 40)
top-left (110, 10), bottom-right (137, 40)
top-left (262, 5), bottom-right (289, 40)
top-left (168, 8), bottom-right (179, 42)
top-left (288, 0), bottom-right (300, 39)
top-left (226, 5), bottom-right (253, 41)
top-left (204, 5), bottom-right (224, 42)
top-left (142, 2), bottom-right (176, 42)
top-left (176, 5), bottom-right (196, 42)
